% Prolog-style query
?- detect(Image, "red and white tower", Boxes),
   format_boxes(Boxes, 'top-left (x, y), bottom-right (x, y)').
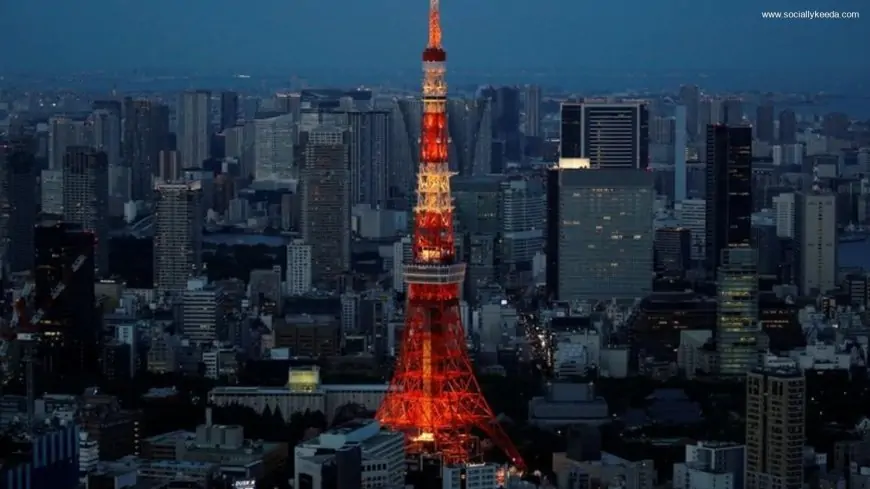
top-left (375, 0), bottom-right (526, 469)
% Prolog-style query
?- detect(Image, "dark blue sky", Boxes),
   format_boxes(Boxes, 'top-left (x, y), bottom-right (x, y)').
top-left (0, 0), bottom-right (866, 79)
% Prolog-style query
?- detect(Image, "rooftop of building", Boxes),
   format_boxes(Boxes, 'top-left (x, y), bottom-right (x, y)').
top-left (210, 384), bottom-right (388, 395)
top-left (751, 366), bottom-right (804, 378)
top-left (144, 429), bottom-right (195, 446)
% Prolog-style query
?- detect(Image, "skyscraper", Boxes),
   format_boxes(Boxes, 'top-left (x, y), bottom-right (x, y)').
top-left (62, 147), bottom-right (109, 276)
top-left (794, 191), bottom-right (836, 295)
top-left (559, 102), bottom-right (650, 169)
top-left (723, 98), bottom-right (743, 125)
top-left (524, 84), bottom-right (542, 138)
top-left (0, 139), bottom-right (37, 273)
top-left (153, 182), bottom-right (203, 295)
top-left (220, 91), bottom-right (239, 131)
top-left (300, 126), bottom-right (351, 287)
top-left (705, 125), bottom-right (752, 275)
top-left (678, 85), bottom-right (700, 141)
top-left (546, 167), bottom-right (654, 301)
top-left (447, 98), bottom-right (492, 176)
top-left (745, 368), bottom-right (805, 489)
top-left (756, 103), bottom-right (775, 143)
top-left (674, 105), bottom-right (688, 202)
top-left (347, 110), bottom-right (392, 207)
top-left (178, 90), bottom-right (211, 168)
top-left (33, 222), bottom-right (97, 388)
top-left (123, 98), bottom-right (170, 201)
top-left (92, 109), bottom-right (122, 167)
top-left (778, 109), bottom-right (797, 144)
top-left (48, 116), bottom-right (92, 170)
top-left (715, 248), bottom-right (761, 375)
top-left (249, 113), bottom-right (295, 183)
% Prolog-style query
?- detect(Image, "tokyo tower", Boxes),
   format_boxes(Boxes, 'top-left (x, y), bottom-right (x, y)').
top-left (375, 0), bottom-right (526, 469)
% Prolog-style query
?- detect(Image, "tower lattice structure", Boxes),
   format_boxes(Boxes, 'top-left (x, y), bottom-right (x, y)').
top-left (375, 0), bottom-right (526, 469)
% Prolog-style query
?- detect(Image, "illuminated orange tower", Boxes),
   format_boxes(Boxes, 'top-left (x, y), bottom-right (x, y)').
top-left (375, 0), bottom-right (526, 469)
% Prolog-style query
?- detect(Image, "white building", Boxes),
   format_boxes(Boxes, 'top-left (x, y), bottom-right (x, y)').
top-left (442, 463), bottom-right (499, 489)
top-left (249, 113), bottom-right (295, 183)
top-left (286, 240), bottom-right (313, 296)
top-left (675, 198), bottom-right (706, 261)
top-left (391, 235), bottom-right (412, 292)
top-left (295, 419), bottom-right (404, 489)
top-left (772, 192), bottom-right (796, 239)
top-left (40, 169), bottom-right (64, 215)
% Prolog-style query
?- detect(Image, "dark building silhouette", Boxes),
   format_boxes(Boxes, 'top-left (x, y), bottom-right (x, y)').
top-left (123, 98), bottom-right (170, 201)
top-left (108, 236), bottom-right (154, 288)
top-left (220, 91), bottom-right (239, 132)
top-left (705, 125), bottom-right (752, 275)
top-left (0, 139), bottom-right (38, 273)
top-left (756, 103), bottom-right (775, 143)
top-left (654, 227), bottom-right (692, 275)
top-left (33, 222), bottom-right (98, 390)
top-left (778, 109), bottom-right (797, 144)
top-left (482, 86), bottom-right (522, 162)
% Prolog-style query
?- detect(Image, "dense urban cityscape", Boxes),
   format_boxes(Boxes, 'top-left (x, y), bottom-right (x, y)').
top-left (0, 1), bottom-right (868, 489)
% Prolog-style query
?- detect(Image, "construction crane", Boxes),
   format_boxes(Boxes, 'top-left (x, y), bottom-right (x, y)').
top-left (0, 251), bottom-right (89, 422)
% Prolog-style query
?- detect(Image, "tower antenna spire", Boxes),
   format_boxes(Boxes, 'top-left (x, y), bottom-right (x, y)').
top-left (428, 0), bottom-right (442, 48)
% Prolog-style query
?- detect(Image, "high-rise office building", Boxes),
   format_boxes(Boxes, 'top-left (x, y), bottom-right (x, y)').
top-left (715, 248), bottom-right (761, 375)
top-left (347, 110), bottom-right (392, 207)
top-left (756, 103), bottom-right (775, 143)
top-left (778, 109), bottom-right (797, 144)
top-left (500, 176), bottom-right (545, 285)
top-left (559, 102), bottom-right (650, 170)
top-left (91, 109), bottom-right (122, 167)
top-left (249, 113), bottom-right (295, 182)
top-left (705, 125), bottom-right (752, 275)
top-left (220, 91), bottom-right (239, 131)
top-left (62, 147), bottom-right (109, 276)
top-left (482, 85), bottom-right (522, 162)
top-left (123, 98), bottom-right (170, 201)
top-left (0, 140), bottom-right (37, 272)
top-left (678, 85), bottom-right (700, 141)
top-left (745, 368), bottom-right (805, 489)
top-left (447, 98), bottom-right (492, 176)
top-left (33, 222), bottom-right (97, 388)
top-left (723, 98), bottom-right (743, 125)
top-left (389, 98), bottom-right (421, 207)
top-left (674, 105), bottom-right (688, 202)
top-left (178, 90), bottom-right (211, 168)
top-left (48, 116), bottom-right (92, 171)
top-left (301, 126), bottom-right (351, 287)
top-left (153, 182), bottom-right (203, 295)
top-left (794, 191), bottom-right (837, 295)
top-left (546, 166), bottom-right (654, 301)
top-left (524, 85), bottom-right (542, 138)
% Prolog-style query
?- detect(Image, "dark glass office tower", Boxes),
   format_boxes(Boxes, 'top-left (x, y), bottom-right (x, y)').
top-left (123, 98), bottom-right (170, 201)
top-left (33, 222), bottom-right (97, 391)
top-left (0, 139), bottom-right (37, 273)
top-left (756, 103), bottom-right (775, 143)
top-left (705, 125), bottom-right (753, 275)
top-left (560, 103), bottom-right (584, 159)
top-left (559, 102), bottom-right (649, 169)
top-left (778, 109), bottom-right (797, 144)
top-left (220, 91), bottom-right (239, 131)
